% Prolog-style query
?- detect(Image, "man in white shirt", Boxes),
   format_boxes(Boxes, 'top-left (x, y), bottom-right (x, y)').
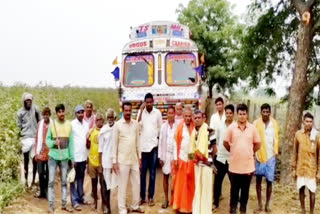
top-left (138, 93), bottom-right (162, 206)
top-left (98, 108), bottom-right (117, 214)
top-left (209, 97), bottom-right (226, 134)
top-left (113, 102), bottom-right (144, 214)
top-left (71, 105), bottom-right (90, 211)
top-left (213, 104), bottom-right (235, 210)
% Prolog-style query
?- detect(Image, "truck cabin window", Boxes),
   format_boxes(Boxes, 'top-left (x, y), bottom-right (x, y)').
top-left (166, 53), bottom-right (197, 86)
top-left (124, 55), bottom-right (154, 87)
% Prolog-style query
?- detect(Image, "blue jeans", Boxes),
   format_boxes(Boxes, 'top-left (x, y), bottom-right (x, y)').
top-left (70, 161), bottom-right (86, 206)
top-left (140, 147), bottom-right (158, 200)
top-left (48, 158), bottom-right (68, 209)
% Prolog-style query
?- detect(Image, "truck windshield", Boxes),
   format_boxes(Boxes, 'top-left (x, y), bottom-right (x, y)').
top-left (124, 54), bottom-right (154, 87)
top-left (166, 53), bottom-right (197, 86)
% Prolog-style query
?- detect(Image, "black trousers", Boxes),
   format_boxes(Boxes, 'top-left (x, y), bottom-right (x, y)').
top-left (37, 161), bottom-right (48, 197)
top-left (229, 172), bottom-right (253, 214)
top-left (213, 159), bottom-right (230, 207)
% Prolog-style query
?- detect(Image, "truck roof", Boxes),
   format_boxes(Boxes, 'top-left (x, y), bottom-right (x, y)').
top-left (122, 20), bottom-right (198, 54)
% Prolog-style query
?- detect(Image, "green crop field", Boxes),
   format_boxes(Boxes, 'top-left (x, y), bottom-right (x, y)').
top-left (0, 84), bottom-right (119, 210)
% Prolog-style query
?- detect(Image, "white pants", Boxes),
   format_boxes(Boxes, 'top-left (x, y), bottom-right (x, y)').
top-left (103, 168), bottom-right (118, 190)
top-left (118, 164), bottom-right (140, 214)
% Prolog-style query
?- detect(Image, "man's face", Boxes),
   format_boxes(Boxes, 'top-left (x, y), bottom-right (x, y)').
top-left (107, 113), bottom-right (116, 126)
top-left (24, 99), bottom-right (32, 110)
top-left (56, 109), bottom-right (65, 121)
top-left (237, 110), bottom-right (247, 123)
top-left (96, 118), bottom-right (104, 129)
top-left (194, 113), bottom-right (203, 128)
top-left (304, 117), bottom-right (313, 131)
top-left (43, 112), bottom-right (50, 123)
top-left (183, 110), bottom-right (193, 125)
top-left (145, 98), bottom-right (153, 112)
top-left (261, 108), bottom-right (271, 122)
top-left (85, 104), bottom-right (93, 115)
top-left (75, 110), bottom-right (84, 122)
top-left (123, 105), bottom-right (132, 120)
top-left (216, 101), bottom-right (224, 112)
top-left (225, 109), bottom-right (234, 121)
top-left (167, 109), bottom-right (175, 122)
top-left (175, 105), bottom-right (183, 116)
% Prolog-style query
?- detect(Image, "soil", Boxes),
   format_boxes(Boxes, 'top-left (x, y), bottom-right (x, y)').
top-left (3, 167), bottom-right (320, 214)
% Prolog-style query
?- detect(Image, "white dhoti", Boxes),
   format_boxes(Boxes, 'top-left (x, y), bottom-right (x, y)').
top-left (297, 177), bottom-right (317, 193)
top-left (21, 138), bottom-right (35, 156)
top-left (103, 168), bottom-right (118, 190)
top-left (193, 164), bottom-right (213, 214)
top-left (162, 152), bottom-right (173, 175)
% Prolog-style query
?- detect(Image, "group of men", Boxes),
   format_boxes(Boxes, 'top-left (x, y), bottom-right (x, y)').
top-left (17, 93), bottom-right (117, 214)
top-left (16, 92), bottom-right (320, 214)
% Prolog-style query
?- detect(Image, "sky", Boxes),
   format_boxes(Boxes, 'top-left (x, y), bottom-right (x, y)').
top-left (0, 0), bottom-right (251, 88)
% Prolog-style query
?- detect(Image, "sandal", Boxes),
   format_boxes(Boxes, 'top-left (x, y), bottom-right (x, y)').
top-left (161, 200), bottom-right (169, 209)
top-left (61, 206), bottom-right (73, 213)
top-left (131, 207), bottom-right (145, 213)
top-left (148, 199), bottom-right (155, 207)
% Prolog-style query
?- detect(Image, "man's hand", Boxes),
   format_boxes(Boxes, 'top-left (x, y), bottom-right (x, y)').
top-left (140, 103), bottom-right (146, 111)
top-left (292, 170), bottom-right (297, 181)
top-left (55, 139), bottom-right (60, 148)
top-left (98, 165), bottom-right (103, 174)
top-left (212, 164), bottom-right (217, 174)
top-left (159, 160), bottom-right (164, 167)
top-left (139, 159), bottom-right (142, 170)
top-left (113, 163), bottom-right (120, 175)
top-left (70, 161), bottom-right (74, 169)
top-left (86, 138), bottom-right (91, 149)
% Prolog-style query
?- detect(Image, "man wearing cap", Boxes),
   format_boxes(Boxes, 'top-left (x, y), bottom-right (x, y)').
top-left (17, 92), bottom-right (41, 187)
top-left (70, 105), bottom-right (90, 211)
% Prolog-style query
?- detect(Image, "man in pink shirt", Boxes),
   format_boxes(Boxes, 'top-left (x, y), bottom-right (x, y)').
top-left (224, 104), bottom-right (261, 214)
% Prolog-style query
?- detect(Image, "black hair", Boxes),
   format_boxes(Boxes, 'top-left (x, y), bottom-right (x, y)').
top-left (261, 103), bottom-right (271, 112)
top-left (225, 104), bottom-right (234, 113)
top-left (194, 109), bottom-right (203, 116)
top-left (236, 104), bottom-right (248, 113)
top-left (167, 106), bottom-right (175, 112)
top-left (55, 104), bottom-right (65, 112)
top-left (303, 112), bottom-right (314, 120)
top-left (122, 102), bottom-right (132, 110)
top-left (215, 97), bottom-right (224, 104)
top-left (42, 107), bottom-right (51, 116)
top-left (144, 93), bottom-right (153, 101)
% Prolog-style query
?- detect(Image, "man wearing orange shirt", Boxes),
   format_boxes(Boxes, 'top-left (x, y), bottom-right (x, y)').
top-left (224, 104), bottom-right (261, 214)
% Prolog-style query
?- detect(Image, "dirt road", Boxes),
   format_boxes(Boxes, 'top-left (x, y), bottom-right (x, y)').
top-left (3, 168), bottom-right (320, 214)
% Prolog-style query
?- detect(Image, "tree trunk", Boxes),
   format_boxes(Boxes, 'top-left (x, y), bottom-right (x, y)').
top-left (280, 19), bottom-right (312, 183)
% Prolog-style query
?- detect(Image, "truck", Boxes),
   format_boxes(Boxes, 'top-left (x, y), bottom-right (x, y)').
top-left (119, 20), bottom-right (204, 119)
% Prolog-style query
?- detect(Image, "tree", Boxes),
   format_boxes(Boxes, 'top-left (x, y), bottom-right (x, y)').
top-left (239, 0), bottom-right (320, 182)
top-left (177, 0), bottom-right (243, 97)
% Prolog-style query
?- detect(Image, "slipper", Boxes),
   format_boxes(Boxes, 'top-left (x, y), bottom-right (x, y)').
top-left (73, 204), bottom-right (82, 211)
top-left (131, 207), bottom-right (145, 213)
top-left (161, 200), bottom-right (169, 209)
top-left (148, 199), bottom-right (155, 207)
top-left (61, 206), bottom-right (73, 213)
top-left (139, 200), bottom-right (146, 206)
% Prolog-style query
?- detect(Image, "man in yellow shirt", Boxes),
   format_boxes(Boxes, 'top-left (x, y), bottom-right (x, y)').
top-left (87, 113), bottom-right (105, 210)
top-left (292, 112), bottom-right (320, 214)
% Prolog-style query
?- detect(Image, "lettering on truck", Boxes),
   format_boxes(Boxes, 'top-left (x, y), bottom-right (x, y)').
top-left (171, 40), bottom-right (191, 47)
top-left (129, 41), bottom-right (148, 49)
